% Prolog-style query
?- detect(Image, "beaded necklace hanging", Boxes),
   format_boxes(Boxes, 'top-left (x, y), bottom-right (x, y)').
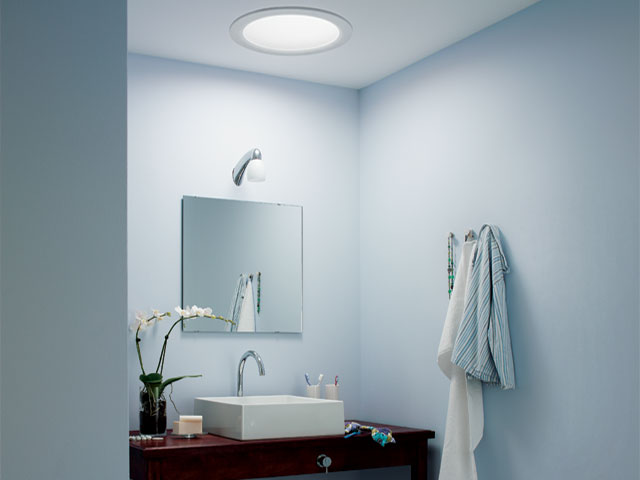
top-left (447, 233), bottom-right (455, 298)
top-left (256, 271), bottom-right (261, 314)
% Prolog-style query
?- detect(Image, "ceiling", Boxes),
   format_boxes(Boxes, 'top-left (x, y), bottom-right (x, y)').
top-left (128, 0), bottom-right (539, 89)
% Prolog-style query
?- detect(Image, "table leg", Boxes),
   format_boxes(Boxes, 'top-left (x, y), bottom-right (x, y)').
top-left (410, 439), bottom-right (428, 480)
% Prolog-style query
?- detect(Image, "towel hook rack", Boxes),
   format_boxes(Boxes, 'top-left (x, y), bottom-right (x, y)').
top-left (464, 229), bottom-right (475, 241)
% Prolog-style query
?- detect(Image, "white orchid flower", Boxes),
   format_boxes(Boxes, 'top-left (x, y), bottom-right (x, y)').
top-left (152, 309), bottom-right (169, 320)
top-left (189, 305), bottom-right (203, 316)
top-left (129, 317), bottom-right (142, 332)
top-left (131, 311), bottom-right (150, 332)
top-left (175, 306), bottom-right (190, 317)
top-left (203, 307), bottom-right (212, 316)
top-left (133, 318), bottom-right (151, 332)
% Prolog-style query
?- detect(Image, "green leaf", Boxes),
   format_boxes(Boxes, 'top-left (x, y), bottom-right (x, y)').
top-left (140, 373), bottom-right (163, 384)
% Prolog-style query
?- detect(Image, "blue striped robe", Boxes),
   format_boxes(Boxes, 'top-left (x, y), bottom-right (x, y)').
top-left (451, 225), bottom-right (515, 389)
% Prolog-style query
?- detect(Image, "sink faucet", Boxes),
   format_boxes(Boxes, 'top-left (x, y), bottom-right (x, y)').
top-left (237, 350), bottom-right (266, 396)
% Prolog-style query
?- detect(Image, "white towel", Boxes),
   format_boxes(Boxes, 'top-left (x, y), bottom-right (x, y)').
top-left (438, 241), bottom-right (484, 480)
top-left (236, 277), bottom-right (256, 332)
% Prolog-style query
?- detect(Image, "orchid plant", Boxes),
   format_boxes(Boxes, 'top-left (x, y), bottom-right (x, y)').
top-left (132, 305), bottom-right (233, 410)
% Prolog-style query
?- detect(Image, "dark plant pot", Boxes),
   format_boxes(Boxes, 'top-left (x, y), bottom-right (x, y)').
top-left (139, 389), bottom-right (167, 435)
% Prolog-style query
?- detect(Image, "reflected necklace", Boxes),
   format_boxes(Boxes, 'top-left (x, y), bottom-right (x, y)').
top-left (256, 272), bottom-right (261, 314)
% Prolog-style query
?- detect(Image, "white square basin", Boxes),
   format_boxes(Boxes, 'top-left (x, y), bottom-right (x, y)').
top-left (194, 395), bottom-right (345, 440)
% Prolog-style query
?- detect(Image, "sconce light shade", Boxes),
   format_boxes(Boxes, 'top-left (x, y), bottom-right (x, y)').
top-left (246, 158), bottom-right (266, 182)
top-left (233, 148), bottom-right (266, 186)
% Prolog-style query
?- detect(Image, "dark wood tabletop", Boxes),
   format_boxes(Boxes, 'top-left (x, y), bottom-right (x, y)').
top-left (130, 420), bottom-right (435, 480)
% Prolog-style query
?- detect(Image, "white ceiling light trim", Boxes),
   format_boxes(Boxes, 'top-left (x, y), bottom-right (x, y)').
top-left (230, 7), bottom-right (352, 55)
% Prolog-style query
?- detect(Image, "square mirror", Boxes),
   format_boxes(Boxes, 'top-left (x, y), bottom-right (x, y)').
top-left (182, 196), bottom-right (302, 333)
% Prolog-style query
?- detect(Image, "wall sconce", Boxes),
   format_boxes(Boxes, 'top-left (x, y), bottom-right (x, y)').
top-left (232, 148), bottom-right (266, 186)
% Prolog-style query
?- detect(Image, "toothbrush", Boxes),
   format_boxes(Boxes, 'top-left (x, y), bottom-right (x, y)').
top-left (317, 374), bottom-right (324, 386)
top-left (335, 376), bottom-right (339, 386)
top-left (305, 373), bottom-right (311, 386)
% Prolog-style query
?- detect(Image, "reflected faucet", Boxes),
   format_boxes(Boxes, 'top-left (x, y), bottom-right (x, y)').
top-left (237, 350), bottom-right (266, 396)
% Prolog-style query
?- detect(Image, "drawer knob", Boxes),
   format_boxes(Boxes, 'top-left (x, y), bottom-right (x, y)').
top-left (317, 454), bottom-right (332, 473)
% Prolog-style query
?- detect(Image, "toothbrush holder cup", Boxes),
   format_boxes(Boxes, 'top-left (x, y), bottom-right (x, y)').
top-left (306, 385), bottom-right (321, 399)
top-left (324, 385), bottom-right (339, 400)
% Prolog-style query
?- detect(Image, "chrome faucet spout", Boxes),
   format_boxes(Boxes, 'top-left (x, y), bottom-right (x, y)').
top-left (237, 350), bottom-right (266, 397)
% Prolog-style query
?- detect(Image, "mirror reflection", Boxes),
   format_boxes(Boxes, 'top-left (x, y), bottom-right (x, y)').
top-left (182, 196), bottom-right (302, 333)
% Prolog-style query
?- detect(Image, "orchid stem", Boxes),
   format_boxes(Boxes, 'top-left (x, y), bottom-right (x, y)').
top-left (135, 325), bottom-right (146, 376)
top-left (156, 316), bottom-right (186, 375)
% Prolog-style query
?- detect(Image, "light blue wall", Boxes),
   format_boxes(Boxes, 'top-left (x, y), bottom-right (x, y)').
top-left (358, 0), bottom-right (639, 479)
top-left (127, 55), bottom-right (361, 428)
top-left (0, 1), bottom-right (128, 479)
top-left (129, 1), bottom-right (638, 478)
top-left (0, 3), bottom-right (3, 474)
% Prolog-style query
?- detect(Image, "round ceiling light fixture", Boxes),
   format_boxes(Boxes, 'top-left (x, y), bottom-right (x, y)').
top-left (230, 7), bottom-right (352, 55)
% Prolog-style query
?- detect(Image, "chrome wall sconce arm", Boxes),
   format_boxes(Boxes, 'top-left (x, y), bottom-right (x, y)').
top-left (232, 148), bottom-right (266, 186)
